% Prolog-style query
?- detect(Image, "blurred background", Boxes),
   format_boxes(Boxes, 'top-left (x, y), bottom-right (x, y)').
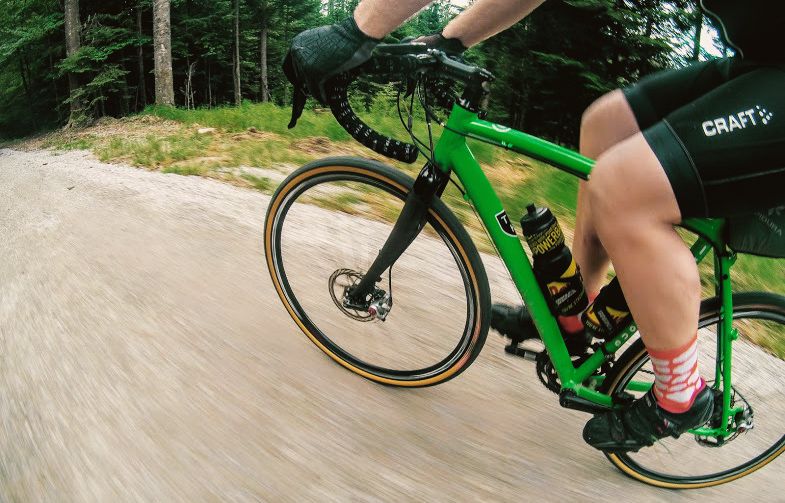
top-left (1, 1), bottom-right (783, 501)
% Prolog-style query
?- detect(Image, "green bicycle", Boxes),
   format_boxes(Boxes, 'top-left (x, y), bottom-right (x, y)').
top-left (264, 44), bottom-right (785, 489)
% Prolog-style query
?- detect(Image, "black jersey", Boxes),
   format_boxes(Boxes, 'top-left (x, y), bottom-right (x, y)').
top-left (700, 0), bottom-right (785, 60)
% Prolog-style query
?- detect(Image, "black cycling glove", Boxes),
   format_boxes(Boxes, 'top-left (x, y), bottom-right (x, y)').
top-left (283, 16), bottom-right (381, 128)
top-left (407, 34), bottom-right (468, 112)
top-left (411, 33), bottom-right (467, 56)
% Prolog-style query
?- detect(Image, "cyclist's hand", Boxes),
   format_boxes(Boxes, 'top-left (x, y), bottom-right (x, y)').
top-left (405, 34), bottom-right (468, 112)
top-left (409, 33), bottom-right (467, 57)
top-left (282, 16), bottom-right (380, 128)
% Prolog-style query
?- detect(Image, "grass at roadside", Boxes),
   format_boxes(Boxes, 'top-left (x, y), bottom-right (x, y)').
top-left (12, 102), bottom-right (784, 357)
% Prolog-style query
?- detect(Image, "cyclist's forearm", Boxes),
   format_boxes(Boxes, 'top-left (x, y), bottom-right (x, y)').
top-left (443, 0), bottom-right (547, 47)
top-left (354, 0), bottom-right (434, 39)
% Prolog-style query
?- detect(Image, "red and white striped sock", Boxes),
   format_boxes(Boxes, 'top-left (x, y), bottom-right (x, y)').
top-left (648, 334), bottom-right (705, 414)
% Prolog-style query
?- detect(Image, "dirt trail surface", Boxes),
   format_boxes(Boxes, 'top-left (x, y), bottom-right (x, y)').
top-left (0, 149), bottom-right (781, 502)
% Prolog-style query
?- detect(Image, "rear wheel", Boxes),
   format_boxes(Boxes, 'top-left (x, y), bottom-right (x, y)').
top-left (601, 292), bottom-right (785, 488)
top-left (264, 157), bottom-right (491, 387)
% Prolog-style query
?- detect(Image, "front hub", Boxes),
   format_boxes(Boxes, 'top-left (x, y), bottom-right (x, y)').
top-left (328, 268), bottom-right (390, 322)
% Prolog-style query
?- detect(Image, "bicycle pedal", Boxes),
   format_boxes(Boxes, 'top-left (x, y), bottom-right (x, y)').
top-left (504, 343), bottom-right (539, 361)
top-left (559, 389), bottom-right (612, 415)
top-left (611, 391), bottom-right (635, 407)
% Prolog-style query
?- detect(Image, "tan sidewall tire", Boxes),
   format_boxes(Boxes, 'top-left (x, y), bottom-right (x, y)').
top-left (264, 157), bottom-right (491, 387)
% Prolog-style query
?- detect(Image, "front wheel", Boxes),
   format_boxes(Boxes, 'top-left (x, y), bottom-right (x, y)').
top-left (264, 157), bottom-right (491, 387)
top-left (601, 292), bottom-right (785, 488)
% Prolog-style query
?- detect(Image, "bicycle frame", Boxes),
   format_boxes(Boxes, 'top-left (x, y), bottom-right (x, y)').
top-left (433, 104), bottom-right (739, 437)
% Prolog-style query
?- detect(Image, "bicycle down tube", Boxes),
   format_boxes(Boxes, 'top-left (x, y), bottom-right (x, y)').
top-left (434, 105), bottom-right (595, 393)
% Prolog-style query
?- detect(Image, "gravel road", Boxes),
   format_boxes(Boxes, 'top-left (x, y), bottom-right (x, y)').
top-left (0, 149), bottom-right (782, 502)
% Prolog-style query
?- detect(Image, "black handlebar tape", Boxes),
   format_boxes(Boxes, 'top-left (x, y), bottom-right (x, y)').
top-left (326, 77), bottom-right (418, 164)
top-left (324, 54), bottom-right (429, 164)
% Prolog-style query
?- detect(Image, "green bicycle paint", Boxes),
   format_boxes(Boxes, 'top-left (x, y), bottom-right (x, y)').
top-left (434, 101), bottom-right (736, 438)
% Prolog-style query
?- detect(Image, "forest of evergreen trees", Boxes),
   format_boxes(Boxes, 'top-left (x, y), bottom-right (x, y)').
top-left (0, 0), bottom-right (722, 143)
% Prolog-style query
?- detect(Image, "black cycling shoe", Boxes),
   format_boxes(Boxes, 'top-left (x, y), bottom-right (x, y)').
top-left (491, 304), bottom-right (537, 342)
top-left (491, 303), bottom-right (591, 356)
top-left (583, 385), bottom-right (714, 453)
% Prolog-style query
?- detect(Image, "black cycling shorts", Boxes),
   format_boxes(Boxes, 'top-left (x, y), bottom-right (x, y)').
top-left (623, 58), bottom-right (785, 218)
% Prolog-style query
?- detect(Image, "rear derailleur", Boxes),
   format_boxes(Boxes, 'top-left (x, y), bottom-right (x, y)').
top-left (695, 387), bottom-right (754, 447)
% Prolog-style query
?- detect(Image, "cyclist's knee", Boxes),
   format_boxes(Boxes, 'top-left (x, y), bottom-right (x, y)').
top-left (588, 137), bottom-right (680, 238)
top-left (587, 151), bottom-right (651, 239)
top-left (586, 151), bottom-right (627, 221)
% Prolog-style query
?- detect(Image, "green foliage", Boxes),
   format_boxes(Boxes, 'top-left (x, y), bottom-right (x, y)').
top-left (1, 0), bottom-right (724, 141)
top-left (386, 1), bottom-right (459, 40)
top-left (0, 0), bottom-right (67, 136)
top-left (476, 0), bottom-right (688, 143)
top-left (0, 11), bottom-right (62, 63)
top-left (168, 0), bottom-right (322, 108)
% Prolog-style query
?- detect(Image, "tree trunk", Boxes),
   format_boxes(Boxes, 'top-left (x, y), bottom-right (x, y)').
top-left (153, 0), bottom-right (175, 106)
top-left (18, 56), bottom-right (30, 99)
top-left (207, 60), bottom-right (213, 108)
top-left (282, 5), bottom-right (289, 104)
top-left (233, 0), bottom-right (242, 106)
top-left (49, 52), bottom-right (62, 122)
top-left (691, 9), bottom-right (703, 61)
top-left (185, 61), bottom-right (196, 109)
top-left (137, 6), bottom-right (148, 108)
top-left (63, 0), bottom-right (83, 125)
top-left (260, 25), bottom-right (269, 103)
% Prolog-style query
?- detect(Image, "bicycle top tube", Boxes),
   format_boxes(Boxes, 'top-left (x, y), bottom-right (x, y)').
top-left (448, 106), bottom-right (593, 181)
top-left (442, 105), bottom-right (729, 247)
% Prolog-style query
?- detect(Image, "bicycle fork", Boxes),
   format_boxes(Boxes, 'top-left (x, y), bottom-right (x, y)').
top-left (346, 162), bottom-right (451, 311)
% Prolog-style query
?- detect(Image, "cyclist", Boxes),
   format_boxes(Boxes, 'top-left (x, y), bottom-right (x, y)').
top-left (283, 0), bottom-right (785, 453)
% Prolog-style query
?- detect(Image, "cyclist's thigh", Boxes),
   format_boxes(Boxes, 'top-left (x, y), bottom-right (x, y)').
top-left (622, 58), bottom-right (748, 130)
top-left (639, 62), bottom-right (785, 218)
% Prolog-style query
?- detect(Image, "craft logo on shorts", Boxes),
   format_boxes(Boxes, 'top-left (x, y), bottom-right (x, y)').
top-left (702, 105), bottom-right (774, 137)
top-left (756, 205), bottom-right (785, 237)
top-left (495, 210), bottom-right (516, 236)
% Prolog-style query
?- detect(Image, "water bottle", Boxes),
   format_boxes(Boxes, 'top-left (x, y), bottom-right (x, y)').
top-left (520, 204), bottom-right (588, 317)
top-left (581, 277), bottom-right (631, 340)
